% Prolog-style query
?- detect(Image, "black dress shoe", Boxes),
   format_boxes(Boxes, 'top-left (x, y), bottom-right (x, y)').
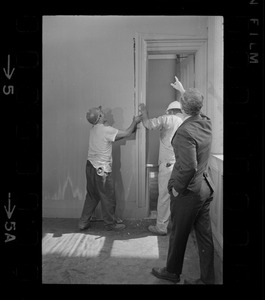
top-left (184, 278), bottom-right (206, 284)
top-left (151, 267), bottom-right (180, 283)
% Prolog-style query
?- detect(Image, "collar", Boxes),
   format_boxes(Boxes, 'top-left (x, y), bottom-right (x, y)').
top-left (182, 115), bottom-right (191, 122)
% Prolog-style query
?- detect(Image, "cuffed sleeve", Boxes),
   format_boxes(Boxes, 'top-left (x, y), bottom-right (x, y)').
top-left (143, 116), bottom-right (165, 130)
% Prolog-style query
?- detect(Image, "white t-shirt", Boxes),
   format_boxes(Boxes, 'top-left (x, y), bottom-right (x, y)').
top-left (87, 124), bottom-right (118, 173)
top-left (144, 114), bottom-right (183, 164)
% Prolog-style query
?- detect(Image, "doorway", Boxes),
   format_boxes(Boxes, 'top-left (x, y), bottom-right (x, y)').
top-left (134, 33), bottom-right (207, 218)
top-left (146, 53), bottom-right (195, 216)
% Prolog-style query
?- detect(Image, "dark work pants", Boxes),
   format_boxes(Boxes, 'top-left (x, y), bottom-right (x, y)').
top-left (79, 160), bottom-right (116, 227)
top-left (166, 178), bottom-right (215, 284)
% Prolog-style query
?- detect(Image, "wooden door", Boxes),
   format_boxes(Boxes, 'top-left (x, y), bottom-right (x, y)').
top-left (176, 54), bottom-right (195, 92)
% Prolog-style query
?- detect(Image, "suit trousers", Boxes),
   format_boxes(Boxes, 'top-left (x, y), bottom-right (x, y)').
top-left (79, 160), bottom-right (116, 227)
top-left (166, 178), bottom-right (215, 284)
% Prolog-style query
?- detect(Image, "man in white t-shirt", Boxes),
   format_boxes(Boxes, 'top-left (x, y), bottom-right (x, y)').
top-left (139, 100), bottom-right (183, 235)
top-left (79, 106), bottom-right (142, 231)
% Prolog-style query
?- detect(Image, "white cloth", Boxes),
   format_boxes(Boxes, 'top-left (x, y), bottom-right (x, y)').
top-left (87, 124), bottom-right (118, 173)
top-left (144, 114), bottom-right (183, 164)
top-left (143, 113), bottom-right (183, 232)
top-left (156, 162), bottom-right (174, 232)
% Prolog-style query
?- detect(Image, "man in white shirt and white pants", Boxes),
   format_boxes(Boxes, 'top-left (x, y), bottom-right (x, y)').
top-left (79, 106), bottom-right (142, 231)
top-left (139, 99), bottom-right (183, 235)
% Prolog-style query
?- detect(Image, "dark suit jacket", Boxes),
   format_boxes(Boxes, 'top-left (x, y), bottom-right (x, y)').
top-left (168, 113), bottom-right (215, 195)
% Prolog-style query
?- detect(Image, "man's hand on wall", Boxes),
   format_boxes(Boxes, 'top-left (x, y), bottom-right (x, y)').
top-left (138, 103), bottom-right (147, 114)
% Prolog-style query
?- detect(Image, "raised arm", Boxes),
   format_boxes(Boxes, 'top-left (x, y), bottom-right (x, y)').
top-left (138, 103), bottom-right (164, 130)
top-left (170, 76), bottom-right (185, 98)
top-left (115, 115), bottom-right (142, 141)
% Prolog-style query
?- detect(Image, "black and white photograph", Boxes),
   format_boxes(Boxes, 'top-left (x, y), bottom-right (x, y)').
top-left (2, 0), bottom-right (264, 296)
top-left (42, 15), bottom-right (223, 284)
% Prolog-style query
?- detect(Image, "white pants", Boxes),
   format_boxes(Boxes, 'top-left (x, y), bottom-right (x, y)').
top-left (156, 162), bottom-right (174, 232)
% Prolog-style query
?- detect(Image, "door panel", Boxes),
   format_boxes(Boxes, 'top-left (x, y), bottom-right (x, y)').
top-left (146, 58), bottom-right (176, 166)
top-left (176, 54), bottom-right (195, 91)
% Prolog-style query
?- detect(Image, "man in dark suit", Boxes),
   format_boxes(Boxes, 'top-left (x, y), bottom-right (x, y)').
top-left (151, 78), bottom-right (216, 284)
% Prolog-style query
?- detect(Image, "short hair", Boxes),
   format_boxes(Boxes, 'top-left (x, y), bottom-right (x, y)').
top-left (181, 88), bottom-right (204, 116)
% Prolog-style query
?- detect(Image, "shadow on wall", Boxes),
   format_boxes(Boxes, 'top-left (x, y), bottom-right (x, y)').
top-left (104, 107), bottom-right (128, 219)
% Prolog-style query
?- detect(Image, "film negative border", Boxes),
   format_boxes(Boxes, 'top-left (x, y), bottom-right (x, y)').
top-left (2, 15), bottom-right (42, 293)
top-left (1, 4), bottom-right (264, 297)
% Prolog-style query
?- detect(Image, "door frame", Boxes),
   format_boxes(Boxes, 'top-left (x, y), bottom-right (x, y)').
top-left (134, 33), bottom-right (208, 218)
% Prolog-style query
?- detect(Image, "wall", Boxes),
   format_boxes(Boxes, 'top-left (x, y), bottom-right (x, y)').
top-left (207, 16), bottom-right (223, 154)
top-left (209, 155), bottom-right (223, 256)
top-left (43, 16), bottom-right (208, 219)
top-left (206, 16), bottom-right (223, 252)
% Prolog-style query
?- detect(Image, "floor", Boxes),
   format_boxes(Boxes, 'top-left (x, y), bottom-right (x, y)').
top-left (42, 218), bottom-right (223, 285)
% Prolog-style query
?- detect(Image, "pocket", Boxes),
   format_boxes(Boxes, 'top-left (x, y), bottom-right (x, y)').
top-left (166, 162), bottom-right (173, 168)
top-left (203, 173), bottom-right (215, 194)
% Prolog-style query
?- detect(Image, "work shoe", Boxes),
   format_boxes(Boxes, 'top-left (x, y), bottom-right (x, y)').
top-left (151, 267), bottom-right (180, 283)
top-left (106, 223), bottom-right (126, 231)
top-left (114, 216), bottom-right (123, 224)
top-left (148, 225), bottom-right (167, 236)
top-left (78, 223), bottom-right (90, 231)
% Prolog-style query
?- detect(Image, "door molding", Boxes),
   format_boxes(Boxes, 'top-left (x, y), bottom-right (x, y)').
top-left (134, 33), bottom-right (208, 217)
